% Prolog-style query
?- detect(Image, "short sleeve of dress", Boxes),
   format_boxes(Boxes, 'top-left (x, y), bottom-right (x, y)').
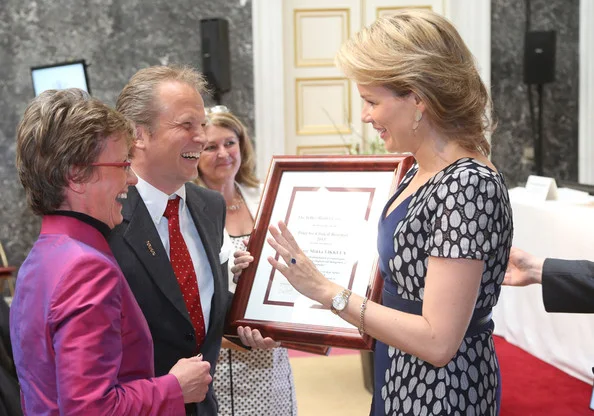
top-left (425, 169), bottom-right (503, 261)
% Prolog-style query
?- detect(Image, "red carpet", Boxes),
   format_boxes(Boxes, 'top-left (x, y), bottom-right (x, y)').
top-left (494, 335), bottom-right (593, 416)
top-left (290, 337), bottom-right (594, 414)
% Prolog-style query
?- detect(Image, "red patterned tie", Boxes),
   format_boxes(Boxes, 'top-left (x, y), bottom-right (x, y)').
top-left (163, 196), bottom-right (205, 349)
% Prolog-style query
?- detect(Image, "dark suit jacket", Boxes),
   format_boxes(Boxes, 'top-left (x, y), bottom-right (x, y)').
top-left (542, 258), bottom-right (594, 313)
top-left (0, 297), bottom-right (21, 416)
top-left (109, 183), bottom-right (230, 416)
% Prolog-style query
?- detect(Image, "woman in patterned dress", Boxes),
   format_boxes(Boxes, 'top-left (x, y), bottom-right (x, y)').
top-left (195, 109), bottom-right (297, 416)
top-left (264, 9), bottom-right (513, 416)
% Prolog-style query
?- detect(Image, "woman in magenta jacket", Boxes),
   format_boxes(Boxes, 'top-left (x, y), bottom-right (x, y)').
top-left (11, 88), bottom-right (211, 415)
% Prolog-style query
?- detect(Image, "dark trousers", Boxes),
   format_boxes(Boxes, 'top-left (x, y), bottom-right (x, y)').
top-left (185, 403), bottom-right (197, 416)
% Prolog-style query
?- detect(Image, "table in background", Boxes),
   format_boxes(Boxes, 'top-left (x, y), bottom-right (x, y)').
top-left (493, 187), bottom-right (594, 383)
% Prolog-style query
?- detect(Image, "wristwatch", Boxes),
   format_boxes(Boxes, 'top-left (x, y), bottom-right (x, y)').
top-left (330, 289), bottom-right (352, 315)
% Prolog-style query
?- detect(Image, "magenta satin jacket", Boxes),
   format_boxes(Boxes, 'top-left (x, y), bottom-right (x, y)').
top-left (10, 215), bottom-right (185, 415)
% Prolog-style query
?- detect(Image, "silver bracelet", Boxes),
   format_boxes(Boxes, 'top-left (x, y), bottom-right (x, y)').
top-left (358, 297), bottom-right (368, 335)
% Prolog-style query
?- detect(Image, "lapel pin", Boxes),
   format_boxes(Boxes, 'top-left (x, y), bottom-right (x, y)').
top-left (146, 240), bottom-right (156, 256)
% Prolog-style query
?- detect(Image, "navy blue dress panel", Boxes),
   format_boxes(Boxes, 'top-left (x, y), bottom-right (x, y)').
top-left (378, 191), bottom-right (413, 286)
top-left (371, 158), bottom-right (512, 416)
top-left (374, 191), bottom-right (413, 415)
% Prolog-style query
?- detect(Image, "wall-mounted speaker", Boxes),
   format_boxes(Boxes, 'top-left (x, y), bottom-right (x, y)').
top-left (200, 18), bottom-right (231, 95)
top-left (524, 31), bottom-right (556, 85)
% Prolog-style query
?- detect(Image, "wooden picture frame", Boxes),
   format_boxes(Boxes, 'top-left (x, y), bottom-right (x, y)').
top-left (296, 144), bottom-right (353, 155)
top-left (226, 154), bottom-right (414, 350)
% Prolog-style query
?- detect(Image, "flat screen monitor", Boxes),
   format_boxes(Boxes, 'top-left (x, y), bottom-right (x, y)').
top-left (31, 60), bottom-right (91, 96)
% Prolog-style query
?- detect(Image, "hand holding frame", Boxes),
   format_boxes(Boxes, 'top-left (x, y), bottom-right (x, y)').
top-left (266, 221), bottom-right (342, 307)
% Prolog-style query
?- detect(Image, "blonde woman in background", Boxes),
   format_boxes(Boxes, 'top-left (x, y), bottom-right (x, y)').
top-left (195, 108), bottom-right (297, 416)
top-left (264, 9), bottom-right (513, 416)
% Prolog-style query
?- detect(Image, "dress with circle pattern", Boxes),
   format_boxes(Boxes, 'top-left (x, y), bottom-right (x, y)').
top-left (372, 158), bottom-right (513, 416)
top-left (214, 235), bottom-right (297, 416)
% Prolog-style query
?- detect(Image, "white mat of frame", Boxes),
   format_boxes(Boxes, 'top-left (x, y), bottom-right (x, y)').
top-left (290, 352), bottom-right (372, 415)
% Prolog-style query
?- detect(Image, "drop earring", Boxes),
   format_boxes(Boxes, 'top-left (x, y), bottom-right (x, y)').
top-left (412, 109), bottom-right (423, 132)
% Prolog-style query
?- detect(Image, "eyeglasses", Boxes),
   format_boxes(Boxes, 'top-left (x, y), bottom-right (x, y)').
top-left (205, 105), bottom-right (230, 115)
top-left (90, 161), bottom-right (132, 172)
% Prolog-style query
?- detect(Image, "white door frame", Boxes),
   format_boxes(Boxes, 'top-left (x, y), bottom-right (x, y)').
top-left (254, 1), bottom-right (594, 183)
top-left (444, 0), bottom-right (491, 91)
top-left (252, 0), bottom-right (491, 179)
top-left (252, 0), bottom-right (286, 180)
top-left (579, 0), bottom-right (594, 184)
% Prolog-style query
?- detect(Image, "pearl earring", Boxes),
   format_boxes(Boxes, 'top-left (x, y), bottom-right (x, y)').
top-left (412, 109), bottom-right (423, 132)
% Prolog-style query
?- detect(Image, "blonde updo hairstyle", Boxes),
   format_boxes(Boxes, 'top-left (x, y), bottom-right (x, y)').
top-left (335, 9), bottom-right (493, 156)
top-left (196, 111), bottom-right (259, 188)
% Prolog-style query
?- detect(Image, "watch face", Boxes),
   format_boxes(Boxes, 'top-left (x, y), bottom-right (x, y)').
top-left (333, 296), bottom-right (347, 311)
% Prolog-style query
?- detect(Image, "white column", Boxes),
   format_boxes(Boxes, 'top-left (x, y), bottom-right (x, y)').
top-left (444, 0), bottom-right (491, 149)
top-left (579, 0), bottom-right (594, 184)
top-left (252, 0), bottom-right (286, 180)
top-left (445, 0), bottom-right (491, 91)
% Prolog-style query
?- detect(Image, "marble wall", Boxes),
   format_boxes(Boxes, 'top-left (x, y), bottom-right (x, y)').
top-left (0, 0), bottom-right (582, 267)
top-left (491, 0), bottom-right (580, 186)
top-left (0, 0), bottom-right (253, 266)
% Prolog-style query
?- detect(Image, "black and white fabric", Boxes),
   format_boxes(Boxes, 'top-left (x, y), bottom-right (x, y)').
top-left (372, 158), bottom-right (513, 416)
top-left (214, 235), bottom-right (297, 416)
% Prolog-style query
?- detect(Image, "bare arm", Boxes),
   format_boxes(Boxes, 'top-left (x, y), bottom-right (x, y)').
top-left (268, 222), bottom-right (483, 367)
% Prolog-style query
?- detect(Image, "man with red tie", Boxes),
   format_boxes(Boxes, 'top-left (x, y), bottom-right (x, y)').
top-left (108, 65), bottom-right (277, 416)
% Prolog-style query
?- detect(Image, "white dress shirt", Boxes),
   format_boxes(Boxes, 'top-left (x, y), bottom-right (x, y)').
top-left (221, 182), bottom-right (263, 293)
top-left (135, 175), bottom-right (214, 331)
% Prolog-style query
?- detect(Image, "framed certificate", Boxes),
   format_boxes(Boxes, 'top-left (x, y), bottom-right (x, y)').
top-left (226, 154), bottom-right (414, 350)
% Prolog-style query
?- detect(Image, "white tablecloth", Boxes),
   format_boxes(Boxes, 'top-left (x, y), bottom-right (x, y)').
top-left (492, 187), bottom-right (594, 383)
